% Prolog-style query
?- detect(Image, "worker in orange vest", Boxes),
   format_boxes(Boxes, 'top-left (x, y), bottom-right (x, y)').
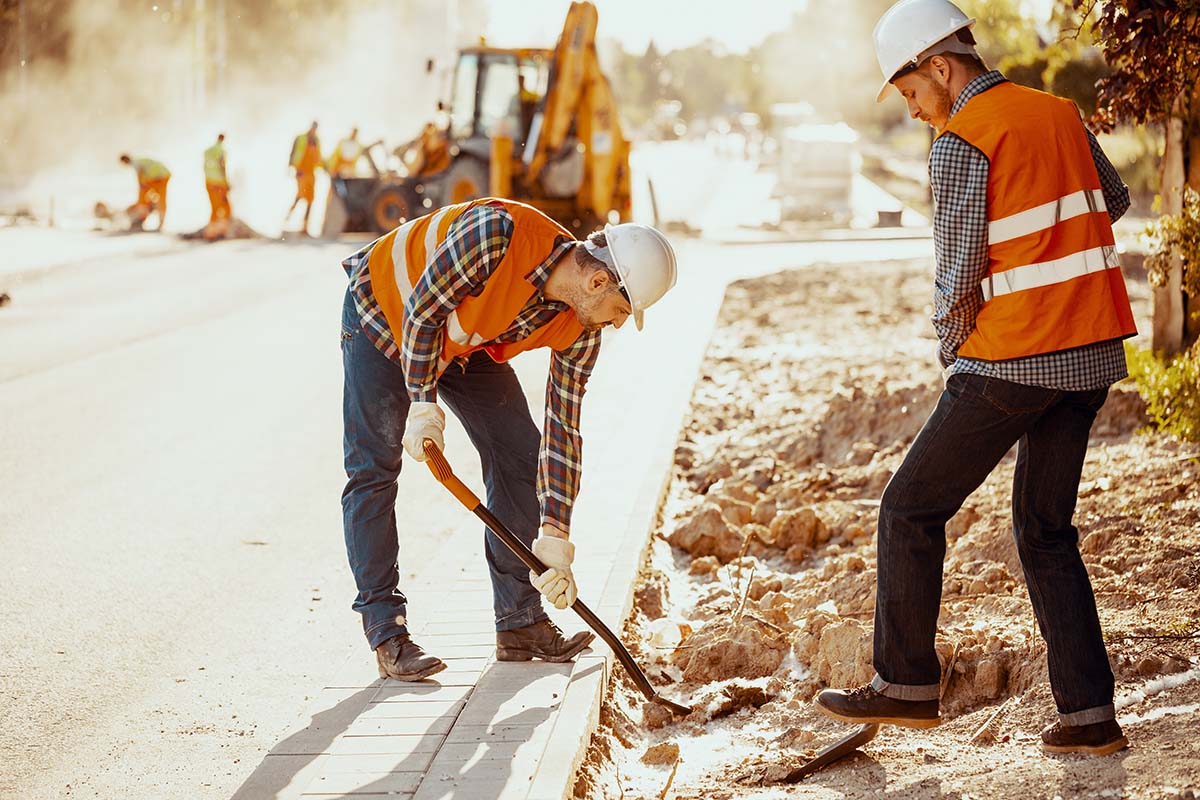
top-left (339, 199), bottom-right (677, 680)
top-left (119, 154), bottom-right (171, 231)
top-left (286, 121), bottom-right (322, 235)
top-left (202, 134), bottom-right (232, 240)
top-left (816, 0), bottom-right (1135, 759)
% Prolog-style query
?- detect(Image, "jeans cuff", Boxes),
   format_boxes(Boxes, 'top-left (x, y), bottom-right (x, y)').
top-left (495, 603), bottom-right (547, 632)
top-left (365, 614), bottom-right (408, 650)
top-left (1059, 704), bottom-right (1115, 726)
top-left (872, 673), bottom-right (940, 702)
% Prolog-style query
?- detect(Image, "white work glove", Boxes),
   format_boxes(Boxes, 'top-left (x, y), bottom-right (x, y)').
top-left (402, 401), bottom-right (445, 462)
top-left (530, 535), bottom-right (577, 610)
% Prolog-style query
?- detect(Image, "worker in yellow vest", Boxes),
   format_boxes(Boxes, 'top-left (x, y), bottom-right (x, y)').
top-left (119, 154), bottom-right (171, 231)
top-left (287, 121), bottom-right (322, 235)
top-left (203, 134), bottom-right (231, 235)
top-left (816, 0), bottom-right (1134, 759)
top-left (339, 199), bottom-right (677, 680)
top-left (328, 127), bottom-right (364, 178)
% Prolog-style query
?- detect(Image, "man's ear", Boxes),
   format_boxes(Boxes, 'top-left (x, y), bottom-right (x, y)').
top-left (588, 268), bottom-right (611, 293)
top-left (928, 54), bottom-right (952, 85)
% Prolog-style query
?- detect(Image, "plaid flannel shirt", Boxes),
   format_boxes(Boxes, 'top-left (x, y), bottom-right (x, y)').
top-left (930, 70), bottom-right (1131, 390)
top-left (342, 204), bottom-right (602, 532)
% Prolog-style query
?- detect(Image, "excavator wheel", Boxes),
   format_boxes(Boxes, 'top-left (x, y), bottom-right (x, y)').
top-left (370, 186), bottom-right (418, 233)
top-left (443, 158), bottom-right (490, 205)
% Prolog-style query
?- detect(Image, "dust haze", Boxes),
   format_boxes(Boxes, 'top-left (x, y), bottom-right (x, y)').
top-left (0, 0), bottom-right (487, 232)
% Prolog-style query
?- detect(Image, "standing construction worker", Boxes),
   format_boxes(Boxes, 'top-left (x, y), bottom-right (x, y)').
top-left (328, 127), bottom-right (364, 178)
top-left (204, 133), bottom-right (232, 237)
top-left (119, 154), bottom-right (171, 231)
top-left (287, 121), bottom-right (322, 235)
top-left (816, 0), bottom-right (1135, 757)
top-left (340, 199), bottom-right (677, 680)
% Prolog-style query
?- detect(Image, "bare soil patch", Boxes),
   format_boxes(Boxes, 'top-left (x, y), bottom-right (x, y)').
top-left (574, 260), bottom-right (1200, 800)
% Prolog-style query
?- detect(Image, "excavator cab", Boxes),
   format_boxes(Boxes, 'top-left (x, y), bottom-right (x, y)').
top-left (435, 49), bottom-right (551, 205)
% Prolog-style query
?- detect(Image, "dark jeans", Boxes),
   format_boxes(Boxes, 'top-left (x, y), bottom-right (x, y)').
top-left (872, 372), bottom-right (1116, 725)
top-left (340, 290), bottom-right (547, 650)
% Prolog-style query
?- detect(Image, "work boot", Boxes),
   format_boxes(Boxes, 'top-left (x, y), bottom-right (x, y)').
top-left (375, 634), bottom-right (446, 681)
top-left (815, 684), bottom-right (941, 728)
top-left (1040, 719), bottom-right (1128, 756)
top-left (496, 619), bottom-right (595, 663)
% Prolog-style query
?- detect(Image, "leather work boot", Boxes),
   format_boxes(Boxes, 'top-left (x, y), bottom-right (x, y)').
top-left (1040, 719), bottom-right (1128, 756)
top-left (815, 684), bottom-right (941, 728)
top-left (375, 634), bottom-right (447, 681)
top-left (496, 619), bottom-right (595, 663)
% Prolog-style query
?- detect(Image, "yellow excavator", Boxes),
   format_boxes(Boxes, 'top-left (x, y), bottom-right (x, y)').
top-left (323, 1), bottom-right (631, 237)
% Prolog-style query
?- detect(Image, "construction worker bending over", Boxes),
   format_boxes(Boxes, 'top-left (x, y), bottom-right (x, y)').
top-left (328, 127), bottom-right (364, 178)
top-left (204, 133), bottom-right (232, 237)
top-left (119, 154), bottom-right (171, 231)
top-left (287, 121), bottom-right (322, 235)
top-left (817, 0), bottom-right (1136, 758)
top-left (339, 198), bottom-right (677, 680)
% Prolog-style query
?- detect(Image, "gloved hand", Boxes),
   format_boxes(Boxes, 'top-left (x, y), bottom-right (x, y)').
top-left (530, 534), bottom-right (577, 610)
top-left (402, 401), bottom-right (445, 462)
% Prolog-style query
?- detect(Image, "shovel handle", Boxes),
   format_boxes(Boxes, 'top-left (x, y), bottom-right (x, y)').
top-left (422, 441), bottom-right (691, 716)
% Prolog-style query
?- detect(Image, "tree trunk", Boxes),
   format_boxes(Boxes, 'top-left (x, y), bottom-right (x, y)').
top-left (1153, 93), bottom-right (1187, 354)
top-left (1186, 85), bottom-right (1200, 350)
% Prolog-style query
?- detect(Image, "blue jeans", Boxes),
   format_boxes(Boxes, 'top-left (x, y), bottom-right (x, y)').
top-left (340, 290), bottom-right (547, 649)
top-left (872, 373), bottom-right (1116, 726)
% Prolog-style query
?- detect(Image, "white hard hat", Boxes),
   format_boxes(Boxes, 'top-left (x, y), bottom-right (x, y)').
top-left (583, 223), bottom-right (677, 331)
top-left (873, 0), bottom-right (976, 103)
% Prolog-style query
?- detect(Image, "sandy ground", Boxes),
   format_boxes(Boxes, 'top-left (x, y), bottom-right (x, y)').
top-left (574, 259), bottom-right (1200, 800)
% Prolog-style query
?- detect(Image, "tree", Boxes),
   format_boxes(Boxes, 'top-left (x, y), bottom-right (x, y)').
top-left (1069, 0), bottom-right (1200, 353)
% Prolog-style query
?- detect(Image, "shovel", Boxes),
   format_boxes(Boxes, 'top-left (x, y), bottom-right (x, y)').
top-left (422, 441), bottom-right (692, 717)
top-left (783, 723), bottom-right (879, 782)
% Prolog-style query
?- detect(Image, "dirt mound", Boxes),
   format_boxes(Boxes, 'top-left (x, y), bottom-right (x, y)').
top-left (678, 618), bottom-right (789, 683)
top-left (577, 260), bottom-right (1196, 800)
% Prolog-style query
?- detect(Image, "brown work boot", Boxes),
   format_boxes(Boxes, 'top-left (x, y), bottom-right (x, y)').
top-left (1040, 719), bottom-right (1128, 756)
top-left (375, 634), bottom-right (446, 681)
top-left (496, 619), bottom-right (595, 663)
top-left (815, 684), bottom-right (941, 728)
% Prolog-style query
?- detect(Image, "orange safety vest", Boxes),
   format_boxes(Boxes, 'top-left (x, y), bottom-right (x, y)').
top-left (938, 81), bottom-right (1136, 361)
top-left (366, 198), bottom-right (584, 373)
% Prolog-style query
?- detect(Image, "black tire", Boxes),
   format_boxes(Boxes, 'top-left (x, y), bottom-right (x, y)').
top-left (441, 157), bottom-right (490, 205)
top-left (369, 186), bottom-right (417, 233)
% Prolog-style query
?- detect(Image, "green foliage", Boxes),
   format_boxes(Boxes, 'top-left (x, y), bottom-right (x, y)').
top-left (1144, 186), bottom-right (1200, 298)
top-left (1125, 341), bottom-right (1200, 441)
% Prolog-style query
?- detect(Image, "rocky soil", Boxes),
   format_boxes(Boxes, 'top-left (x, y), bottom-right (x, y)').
top-left (574, 259), bottom-right (1200, 800)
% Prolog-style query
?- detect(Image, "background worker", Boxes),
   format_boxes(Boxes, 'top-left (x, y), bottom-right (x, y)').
top-left (287, 121), bottom-right (322, 235)
top-left (203, 133), bottom-right (232, 238)
top-left (328, 127), bottom-right (364, 178)
top-left (339, 198), bottom-right (677, 680)
top-left (119, 153), bottom-right (171, 231)
top-left (816, 0), bottom-right (1136, 758)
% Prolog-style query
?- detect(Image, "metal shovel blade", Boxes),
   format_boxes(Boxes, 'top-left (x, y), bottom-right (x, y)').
top-left (784, 723), bottom-right (880, 782)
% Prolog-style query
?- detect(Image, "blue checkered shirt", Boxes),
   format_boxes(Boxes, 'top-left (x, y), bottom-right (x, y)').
top-left (930, 70), bottom-right (1131, 390)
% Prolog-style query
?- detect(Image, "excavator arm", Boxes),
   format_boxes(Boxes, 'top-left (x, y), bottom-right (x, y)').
top-left (526, 1), bottom-right (629, 222)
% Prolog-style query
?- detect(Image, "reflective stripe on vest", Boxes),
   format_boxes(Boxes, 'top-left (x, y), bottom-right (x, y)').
top-left (366, 199), bottom-right (582, 373)
top-left (938, 81), bottom-right (1136, 361)
top-left (982, 244), bottom-right (1120, 301)
top-left (988, 188), bottom-right (1107, 245)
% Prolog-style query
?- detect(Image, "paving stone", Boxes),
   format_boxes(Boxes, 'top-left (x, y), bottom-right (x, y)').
top-left (319, 751), bottom-right (438, 774)
top-left (302, 769), bottom-right (421, 795)
top-left (344, 715), bottom-right (455, 737)
top-left (356, 699), bottom-right (464, 720)
top-left (372, 684), bottom-right (473, 704)
top-left (328, 734), bottom-right (444, 757)
top-left (443, 722), bottom-right (553, 744)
